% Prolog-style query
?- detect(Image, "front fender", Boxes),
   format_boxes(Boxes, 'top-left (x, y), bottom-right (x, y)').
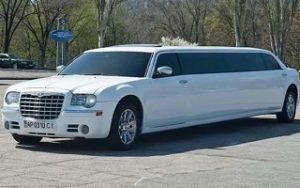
top-left (96, 84), bottom-right (143, 104)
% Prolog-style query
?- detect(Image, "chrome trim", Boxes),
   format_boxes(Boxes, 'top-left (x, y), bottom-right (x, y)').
top-left (63, 110), bottom-right (100, 114)
top-left (118, 109), bottom-right (137, 145)
top-left (21, 91), bottom-right (64, 97)
top-left (151, 122), bottom-right (186, 128)
top-left (1, 106), bottom-right (20, 112)
top-left (20, 94), bottom-right (64, 120)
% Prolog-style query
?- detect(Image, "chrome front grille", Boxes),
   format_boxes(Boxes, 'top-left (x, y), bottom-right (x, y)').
top-left (20, 94), bottom-right (64, 120)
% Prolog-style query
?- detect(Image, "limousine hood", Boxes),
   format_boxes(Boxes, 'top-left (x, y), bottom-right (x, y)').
top-left (8, 75), bottom-right (143, 94)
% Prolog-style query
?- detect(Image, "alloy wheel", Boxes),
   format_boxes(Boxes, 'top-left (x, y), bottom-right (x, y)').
top-left (118, 109), bottom-right (137, 145)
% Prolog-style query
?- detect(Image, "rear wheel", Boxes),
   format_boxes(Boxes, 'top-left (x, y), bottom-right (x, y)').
top-left (107, 102), bottom-right (141, 150)
top-left (12, 134), bottom-right (42, 144)
top-left (276, 90), bottom-right (297, 123)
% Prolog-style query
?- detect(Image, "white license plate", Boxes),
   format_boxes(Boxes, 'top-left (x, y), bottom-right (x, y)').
top-left (23, 120), bottom-right (56, 131)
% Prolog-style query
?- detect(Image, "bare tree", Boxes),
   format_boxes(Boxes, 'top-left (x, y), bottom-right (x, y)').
top-left (248, 0), bottom-right (259, 47)
top-left (151, 0), bottom-right (189, 41)
top-left (152, 0), bottom-right (212, 44)
top-left (123, 1), bottom-right (159, 44)
top-left (186, 0), bottom-right (212, 45)
top-left (264, 0), bottom-right (300, 60)
top-left (215, 0), bottom-right (241, 45)
top-left (0, 0), bottom-right (30, 52)
top-left (23, 0), bottom-right (64, 67)
top-left (95, 0), bottom-right (126, 48)
top-left (234, 0), bottom-right (248, 47)
top-left (287, 8), bottom-right (300, 68)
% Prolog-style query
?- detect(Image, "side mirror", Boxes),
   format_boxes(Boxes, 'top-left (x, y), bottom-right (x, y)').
top-left (154, 66), bottom-right (173, 78)
top-left (56, 65), bottom-right (65, 73)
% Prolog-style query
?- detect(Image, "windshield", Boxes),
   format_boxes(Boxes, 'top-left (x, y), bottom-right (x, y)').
top-left (60, 52), bottom-right (152, 77)
top-left (9, 54), bottom-right (20, 59)
top-left (0, 55), bottom-right (9, 58)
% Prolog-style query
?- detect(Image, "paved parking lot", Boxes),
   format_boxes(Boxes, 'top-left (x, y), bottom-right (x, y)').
top-left (0, 69), bottom-right (55, 80)
top-left (1, 80), bottom-right (300, 187)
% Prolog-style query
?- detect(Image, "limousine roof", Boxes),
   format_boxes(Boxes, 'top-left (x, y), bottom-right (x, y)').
top-left (87, 46), bottom-right (272, 54)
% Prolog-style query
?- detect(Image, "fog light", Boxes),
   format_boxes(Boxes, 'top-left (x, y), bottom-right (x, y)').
top-left (4, 121), bottom-right (9, 130)
top-left (81, 125), bottom-right (89, 135)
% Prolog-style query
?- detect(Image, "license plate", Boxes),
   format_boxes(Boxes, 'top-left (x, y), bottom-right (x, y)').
top-left (23, 120), bottom-right (56, 131)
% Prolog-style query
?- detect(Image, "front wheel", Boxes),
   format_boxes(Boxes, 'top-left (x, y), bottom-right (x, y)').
top-left (12, 134), bottom-right (42, 144)
top-left (276, 90), bottom-right (297, 123)
top-left (107, 102), bottom-right (140, 150)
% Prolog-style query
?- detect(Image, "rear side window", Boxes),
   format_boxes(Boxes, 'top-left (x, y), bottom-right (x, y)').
top-left (224, 53), bottom-right (266, 72)
top-left (261, 54), bottom-right (281, 70)
top-left (178, 53), bottom-right (227, 74)
top-left (178, 52), bottom-right (268, 75)
top-left (155, 53), bottom-right (181, 76)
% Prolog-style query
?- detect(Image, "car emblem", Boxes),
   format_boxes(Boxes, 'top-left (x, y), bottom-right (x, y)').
top-left (37, 93), bottom-right (44, 97)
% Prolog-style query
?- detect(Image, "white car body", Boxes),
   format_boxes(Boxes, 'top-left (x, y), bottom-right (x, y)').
top-left (1, 46), bottom-right (300, 140)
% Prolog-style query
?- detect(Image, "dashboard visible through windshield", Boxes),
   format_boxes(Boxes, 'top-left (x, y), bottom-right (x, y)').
top-left (60, 52), bottom-right (152, 77)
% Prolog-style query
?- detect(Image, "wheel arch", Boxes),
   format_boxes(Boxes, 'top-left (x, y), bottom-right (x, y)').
top-left (114, 95), bottom-right (144, 133)
top-left (287, 84), bottom-right (298, 102)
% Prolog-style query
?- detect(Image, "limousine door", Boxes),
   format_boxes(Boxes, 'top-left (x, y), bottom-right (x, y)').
top-left (241, 69), bottom-right (285, 111)
top-left (227, 54), bottom-right (285, 113)
top-left (256, 54), bottom-right (286, 109)
top-left (183, 73), bottom-right (245, 122)
top-left (144, 53), bottom-right (188, 129)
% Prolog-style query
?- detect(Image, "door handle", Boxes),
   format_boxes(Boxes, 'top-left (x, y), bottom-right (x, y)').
top-left (282, 73), bottom-right (287, 77)
top-left (179, 80), bottom-right (188, 84)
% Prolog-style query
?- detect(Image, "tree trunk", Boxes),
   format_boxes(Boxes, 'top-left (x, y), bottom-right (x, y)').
top-left (95, 0), bottom-right (126, 48)
top-left (265, 0), bottom-right (300, 61)
top-left (96, 0), bottom-right (106, 48)
top-left (234, 0), bottom-right (247, 47)
top-left (194, 20), bottom-right (199, 43)
top-left (3, 36), bottom-right (10, 53)
top-left (40, 47), bottom-right (47, 68)
top-left (40, 52), bottom-right (46, 68)
top-left (98, 26), bottom-right (106, 48)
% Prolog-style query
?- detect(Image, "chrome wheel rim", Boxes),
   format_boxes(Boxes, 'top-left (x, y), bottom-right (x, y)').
top-left (118, 109), bottom-right (137, 145)
top-left (286, 94), bottom-right (296, 119)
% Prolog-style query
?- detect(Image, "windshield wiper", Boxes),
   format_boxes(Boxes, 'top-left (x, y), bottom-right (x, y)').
top-left (82, 72), bottom-right (117, 76)
top-left (59, 73), bottom-right (117, 76)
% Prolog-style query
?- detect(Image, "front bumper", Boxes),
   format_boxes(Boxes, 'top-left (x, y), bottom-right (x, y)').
top-left (1, 102), bottom-right (116, 139)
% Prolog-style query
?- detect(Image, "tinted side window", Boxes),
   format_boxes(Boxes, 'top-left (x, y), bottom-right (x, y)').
top-left (262, 54), bottom-right (281, 70)
top-left (178, 52), bottom-right (268, 75)
top-left (178, 53), bottom-right (227, 74)
top-left (155, 53), bottom-right (181, 77)
top-left (224, 53), bottom-right (266, 72)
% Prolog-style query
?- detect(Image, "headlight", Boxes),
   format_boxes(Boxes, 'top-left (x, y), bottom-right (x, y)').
top-left (5, 92), bottom-right (20, 104)
top-left (71, 94), bottom-right (96, 108)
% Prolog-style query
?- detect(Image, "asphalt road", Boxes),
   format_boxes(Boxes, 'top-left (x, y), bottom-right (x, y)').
top-left (1, 80), bottom-right (300, 187)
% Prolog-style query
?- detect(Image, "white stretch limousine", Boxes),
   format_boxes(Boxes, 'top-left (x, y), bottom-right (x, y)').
top-left (1, 46), bottom-right (300, 149)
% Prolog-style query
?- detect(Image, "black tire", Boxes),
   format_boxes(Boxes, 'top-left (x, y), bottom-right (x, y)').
top-left (276, 90), bottom-right (297, 123)
top-left (107, 101), bottom-right (141, 150)
top-left (12, 134), bottom-right (42, 144)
